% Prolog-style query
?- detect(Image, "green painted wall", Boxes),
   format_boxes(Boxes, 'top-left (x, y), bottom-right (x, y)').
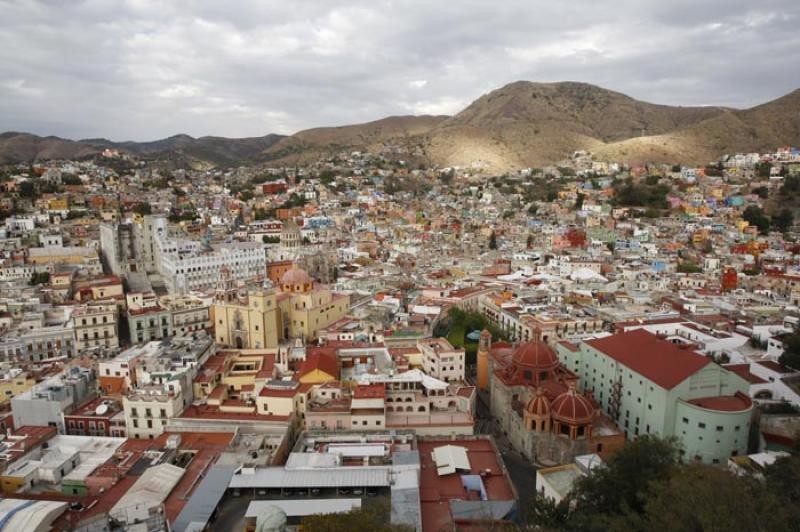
top-left (556, 341), bottom-right (751, 464)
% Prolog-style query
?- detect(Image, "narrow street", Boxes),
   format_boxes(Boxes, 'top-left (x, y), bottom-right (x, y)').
top-left (472, 380), bottom-right (539, 513)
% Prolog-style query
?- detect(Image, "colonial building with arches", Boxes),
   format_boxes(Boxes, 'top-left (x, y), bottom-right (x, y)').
top-left (213, 265), bottom-right (349, 350)
top-left (485, 330), bottom-right (625, 465)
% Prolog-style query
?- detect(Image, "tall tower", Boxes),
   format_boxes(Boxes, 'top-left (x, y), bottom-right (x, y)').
top-left (476, 329), bottom-right (491, 391)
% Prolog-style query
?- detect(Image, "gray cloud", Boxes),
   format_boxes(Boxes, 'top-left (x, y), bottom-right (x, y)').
top-left (0, 0), bottom-right (798, 140)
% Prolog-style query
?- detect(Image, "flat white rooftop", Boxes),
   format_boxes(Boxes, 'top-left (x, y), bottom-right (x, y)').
top-left (230, 466), bottom-right (390, 489)
top-left (245, 498), bottom-right (361, 518)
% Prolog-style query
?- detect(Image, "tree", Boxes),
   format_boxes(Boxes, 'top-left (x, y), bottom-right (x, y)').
top-left (29, 271), bottom-right (50, 285)
top-left (771, 208), bottom-right (794, 233)
top-left (301, 500), bottom-right (411, 532)
top-left (526, 492), bottom-right (570, 529)
top-left (19, 180), bottom-right (37, 199)
top-left (778, 333), bottom-right (800, 370)
top-left (575, 192), bottom-right (585, 210)
top-left (133, 202), bottom-right (152, 216)
top-left (541, 435), bottom-right (799, 532)
top-left (612, 178), bottom-right (670, 209)
top-left (635, 465), bottom-right (791, 532)
top-left (742, 205), bottom-right (771, 234)
top-left (489, 230), bottom-right (497, 250)
top-left (318, 169), bottom-right (336, 185)
top-left (781, 175), bottom-right (800, 198)
top-left (752, 185), bottom-right (769, 199)
top-left (61, 174), bottom-right (82, 186)
top-left (755, 161), bottom-right (773, 178)
top-left (764, 451), bottom-right (800, 523)
top-left (677, 261), bottom-right (702, 274)
top-left (570, 435), bottom-right (680, 529)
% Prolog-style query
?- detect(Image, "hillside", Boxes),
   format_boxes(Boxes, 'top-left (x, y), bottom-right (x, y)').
top-left (426, 81), bottom-right (727, 169)
top-left (594, 89), bottom-right (800, 165)
top-left (0, 132), bottom-right (285, 168)
top-left (82, 133), bottom-right (285, 167)
top-left (0, 132), bottom-right (101, 165)
top-left (259, 115), bottom-right (448, 165)
top-left (263, 81), bottom-right (798, 171)
top-left (4, 82), bottom-right (798, 171)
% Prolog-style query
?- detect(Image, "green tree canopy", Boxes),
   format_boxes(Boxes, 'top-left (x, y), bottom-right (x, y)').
top-left (742, 205), bottom-right (771, 234)
top-left (133, 202), bottom-right (152, 215)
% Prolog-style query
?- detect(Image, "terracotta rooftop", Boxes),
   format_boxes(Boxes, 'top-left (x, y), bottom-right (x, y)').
top-left (686, 392), bottom-right (752, 412)
top-left (353, 384), bottom-right (385, 399)
top-left (298, 351), bottom-right (338, 379)
top-left (724, 363), bottom-right (768, 384)
top-left (756, 360), bottom-right (795, 374)
top-left (586, 329), bottom-right (711, 390)
top-left (180, 404), bottom-right (290, 422)
top-left (417, 438), bottom-right (515, 532)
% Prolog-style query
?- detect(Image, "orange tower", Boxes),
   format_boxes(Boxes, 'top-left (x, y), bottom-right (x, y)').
top-left (476, 329), bottom-right (491, 390)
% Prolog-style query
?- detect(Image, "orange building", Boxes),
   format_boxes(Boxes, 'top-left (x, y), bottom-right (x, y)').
top-left (476, 329), bottom-right (491, 390)
top-left (266, 260), bottom-right (294, 285)
top-left (721, 267), bottom-right (738, 292)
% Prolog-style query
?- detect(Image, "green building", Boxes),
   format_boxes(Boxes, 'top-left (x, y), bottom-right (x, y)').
top-left (556, 329), bottom-right (753, 464)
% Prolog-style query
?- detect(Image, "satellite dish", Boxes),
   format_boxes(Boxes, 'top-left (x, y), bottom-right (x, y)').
top-left (95, 404), bottom-right (109, 416)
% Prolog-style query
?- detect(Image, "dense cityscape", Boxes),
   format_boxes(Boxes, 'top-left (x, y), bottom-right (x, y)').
top-left (3, 0), bottom-right (800, 530)
top-left (0, 140), bottom-right (798, 530)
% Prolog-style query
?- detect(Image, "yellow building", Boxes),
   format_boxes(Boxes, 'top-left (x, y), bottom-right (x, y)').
top-left (213, 266), bottom-right (349, 349)
top-left (47, 197), bottom-right (68, 211)
top-left (277, 267), bottom-right (350, 342)
top-left (0, 371), bottom-right (36, 405)
top-left (213, 270), bottom-right (281, 350)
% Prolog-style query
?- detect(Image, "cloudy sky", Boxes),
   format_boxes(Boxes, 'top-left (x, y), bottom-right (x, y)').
top-left (1, 0), bottom-right (799, 141)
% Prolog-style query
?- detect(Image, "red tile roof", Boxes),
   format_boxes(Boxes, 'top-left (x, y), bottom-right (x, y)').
top-left (298, 350), bottom-right (338, 378)
top-left (686, 392), bottom-right (752, 412)
top-left (723, 363), bottom-right (768, 384)
top-left (417, 438), bottom-right (515, 532)
top-left (756, 360), bottom-right (794, 374)
top-left (353, 384), bottom-right (385, 399)
top-left (586, 329), bottom-right (711, 390)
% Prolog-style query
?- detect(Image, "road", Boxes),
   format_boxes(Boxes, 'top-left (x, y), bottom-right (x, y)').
top-left (473, 382), bottom-right (539, 515)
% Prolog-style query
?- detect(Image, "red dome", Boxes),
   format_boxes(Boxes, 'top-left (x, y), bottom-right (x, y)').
top-left (280, 268), bottom-right (312, 286)
top-left (526, 391), bottom-right (551, 417)
top-left (551, 389), bottom-right (595, 425)
top-left (512, 340), bottom-right (559, 371)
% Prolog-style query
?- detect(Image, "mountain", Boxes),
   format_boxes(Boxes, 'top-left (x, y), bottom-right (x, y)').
top-left (3, 82), bottom-right (798, 170)
top-left (426, 81), bottom-right (727, 169)
top-left (0, 132), bottom-right (101, 165)
top-left (0, 132), bottom-right (285, 167)
top-left (261, 82), bottom-right (800, 170)
top-left (592, 88), bottom-right (800, 165)
top-left (81, 133), bottom-right (285, 167)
